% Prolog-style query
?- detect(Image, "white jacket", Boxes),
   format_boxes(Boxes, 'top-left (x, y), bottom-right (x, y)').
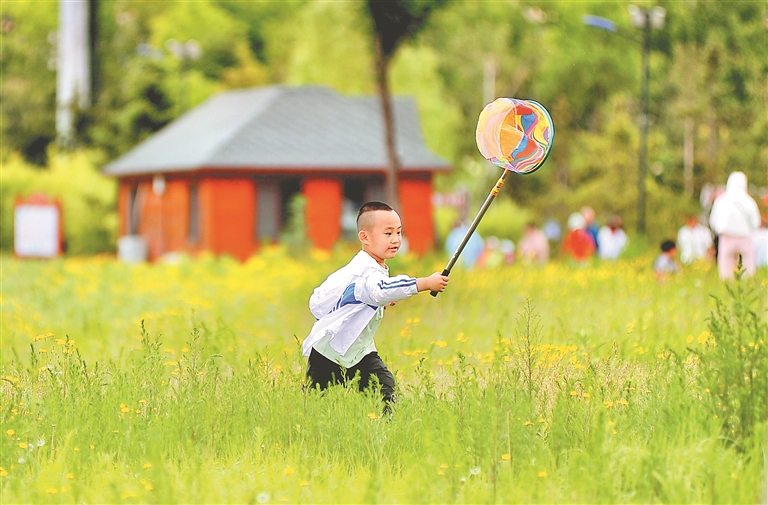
top-left (302, 251), bottom-right (418, 357)
top-left (709, 171), bottom-right (760, 237)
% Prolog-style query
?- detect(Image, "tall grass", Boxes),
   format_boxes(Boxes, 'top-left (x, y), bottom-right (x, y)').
top-left (1, 249), bottom-right (766, 503)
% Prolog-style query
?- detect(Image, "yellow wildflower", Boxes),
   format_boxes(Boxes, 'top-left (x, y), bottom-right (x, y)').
top-left (538, 471), bottom-right (548, 478)
top-left (367, 413), bottom-right (379, 420)
top-left (66, 473), bottom-right (74, 479)
top-left (6, 429), bottom-right (14, 436)
top-left (604, 401), bottom-right (614, 408)
top-left (523, 421), bottom-right (534, 426)
top-left (18, 442), bottom-right (27, 449)
top-left (32, 332), bottom-right (54, 342)
top-left (143, 462), bottom-right (152, 469)
top-left (283, 466), bottom-right (295, 475)
top-left (47, 488), bottom-right (58, 494)
top-left (501, 454), bottom-right (511, 461)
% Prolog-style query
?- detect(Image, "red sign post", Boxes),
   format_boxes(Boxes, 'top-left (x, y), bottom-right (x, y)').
top-left (14, 193), bottom-right (64, 258)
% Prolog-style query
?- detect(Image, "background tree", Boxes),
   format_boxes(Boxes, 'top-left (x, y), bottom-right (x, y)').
top-left (365, 0), bottom-right (445, 211)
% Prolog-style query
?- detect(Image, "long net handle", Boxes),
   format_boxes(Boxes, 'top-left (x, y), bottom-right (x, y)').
top-left (431, 170), bottom-right (510, 297)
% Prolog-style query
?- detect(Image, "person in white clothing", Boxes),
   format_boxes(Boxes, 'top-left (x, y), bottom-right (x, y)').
top-left (677, 215), bottom-right (713, 264)
top-left (709, 171), bottom-right (761, 279)
top-left (303, 201), bottom-right (449, 409)
top-left (597, 216), bottom-right (628, 260)
top-left (751, 219), bottom-right (768, 268)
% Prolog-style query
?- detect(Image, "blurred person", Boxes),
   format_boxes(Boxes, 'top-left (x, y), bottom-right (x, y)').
top-left (752, 219), bottom-right (768, 268)
top-left (500, 239), bottom-right (516, 265)
top-left (562, 212), bottom-right (595, 263)
top-left (477, 236), bottom-right (505, 268)
top-left (518, 221), bottom-right (550, 264)
top-left (677, 214), bottom-right (713, 264)
top-left (597, 216), bottom-right (628, 260)
top-left (653, 239), bottom-right (682, 280)
top-left (709, 171), bottom-right (761, 279)
top-left (580, 206), bottom-right (599, 251)
top-left (542, 218), bottom-right (561, 243)
top-left (445, 221), bottom-right (484, 268)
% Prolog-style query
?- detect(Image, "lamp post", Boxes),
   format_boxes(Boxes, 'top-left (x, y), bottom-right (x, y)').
top-left (583, 6), bottom-right (665, 234)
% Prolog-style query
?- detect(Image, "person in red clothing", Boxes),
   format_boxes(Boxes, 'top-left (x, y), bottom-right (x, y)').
top-left (562, 212), bottom-right (595, 263)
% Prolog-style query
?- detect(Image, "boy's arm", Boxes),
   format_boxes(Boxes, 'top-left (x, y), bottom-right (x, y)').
top-left (356, 270), bottom-right (448, 306)
top-left (309, 268), bottom-right (351, 319)
top-left (415, 272), bottom-right (449, 293)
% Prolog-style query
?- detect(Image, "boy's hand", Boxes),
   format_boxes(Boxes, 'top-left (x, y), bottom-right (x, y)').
top-left (417, 272), bottom-right (450, 293)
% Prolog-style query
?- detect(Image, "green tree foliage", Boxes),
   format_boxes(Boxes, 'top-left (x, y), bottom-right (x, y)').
top-left (282, 2), bottom-right (374, 95)
top-left (1, 1), bottom-right (57, 165)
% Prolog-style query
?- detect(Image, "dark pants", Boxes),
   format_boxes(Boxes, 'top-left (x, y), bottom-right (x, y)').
top-left (306, 348), bottom-right (396, 404)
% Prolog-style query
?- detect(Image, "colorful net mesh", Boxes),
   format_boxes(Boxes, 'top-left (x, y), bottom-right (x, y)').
top-left (476, 98), bottom-right (554, 174)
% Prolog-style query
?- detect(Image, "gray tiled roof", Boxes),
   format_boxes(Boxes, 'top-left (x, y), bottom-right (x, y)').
top-left (103, 85), bottom-right (452, 176)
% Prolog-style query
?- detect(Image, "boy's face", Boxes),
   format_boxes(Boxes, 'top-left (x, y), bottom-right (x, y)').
top-left (358, 210), bottom-right (402, 265)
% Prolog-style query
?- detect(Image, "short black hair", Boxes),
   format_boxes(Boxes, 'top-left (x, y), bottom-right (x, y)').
top-left (356, 201), bottom-right (394, 228)
top-left (661, 239), bottom-right (676, 252)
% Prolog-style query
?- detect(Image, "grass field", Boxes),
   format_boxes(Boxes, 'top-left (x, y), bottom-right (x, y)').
top-left (1, 247), bottom-right (766, 503)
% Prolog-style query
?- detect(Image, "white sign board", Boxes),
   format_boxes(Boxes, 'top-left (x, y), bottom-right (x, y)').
top-left (14, 205), bottom-right (61, 258)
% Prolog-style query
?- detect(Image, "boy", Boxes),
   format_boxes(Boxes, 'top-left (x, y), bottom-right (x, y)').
top-left (302, 201), bottom-right (449, 406)
top-left (653, 239), bottom-right (682, 280)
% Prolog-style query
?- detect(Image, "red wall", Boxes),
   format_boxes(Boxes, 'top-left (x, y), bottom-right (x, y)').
top-left (135, 179), bottom-right (190, 261)
top-left (117, 182), bottom-right (129, 236)
top-left (199, 178), bottom-right (257, 261)
top-left (304, 177), bottom-right (342, 250)
top-left (119, 176), bottom-right (257, 261)
top-left (116, 172), bottom-right (438, 260)
top-left (399, 176), bottom-right (434, 255)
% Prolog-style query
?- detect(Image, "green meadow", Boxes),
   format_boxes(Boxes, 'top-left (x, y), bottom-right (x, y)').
top-left (1, 249), bottom-right (766, 503)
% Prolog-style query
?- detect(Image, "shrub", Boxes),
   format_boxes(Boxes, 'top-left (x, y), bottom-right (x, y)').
top-left (691, 268), bottom-right (768, 448)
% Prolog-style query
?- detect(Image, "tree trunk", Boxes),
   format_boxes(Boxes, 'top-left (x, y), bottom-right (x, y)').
top-left (373, 30), bottom-right (402, 212)
top-left (684, 117), bottom-right (694, 198)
